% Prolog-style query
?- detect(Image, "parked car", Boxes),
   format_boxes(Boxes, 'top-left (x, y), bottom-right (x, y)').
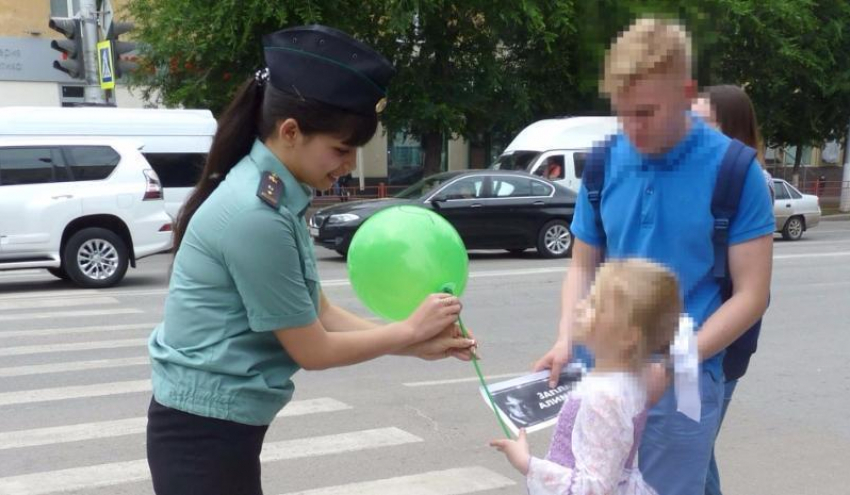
top-left (773, 178), bottom-right (821, 240)
top-left (309, 170), bottom-right (577, 258)
top-left (0, 138), bottom-right (174, 288)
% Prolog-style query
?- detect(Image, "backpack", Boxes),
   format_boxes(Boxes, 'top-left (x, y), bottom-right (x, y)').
top-left (583, 137), bottom-right (765, 382)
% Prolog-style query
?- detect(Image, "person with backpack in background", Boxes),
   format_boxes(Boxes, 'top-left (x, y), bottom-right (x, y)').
top-left (532, 17), bottom-right (774, 494)
top-left (692, 84), bottom-right (773, 495)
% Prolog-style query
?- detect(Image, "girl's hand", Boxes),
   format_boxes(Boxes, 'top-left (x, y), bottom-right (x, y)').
top-left (404, 294), bottom-right (462, 343)
top-left (645, 361), bottom-right (670, 406)
top-left (490, 429), bottom-right (530, 475)
top-left (405, 323), bottom-right (478, 361)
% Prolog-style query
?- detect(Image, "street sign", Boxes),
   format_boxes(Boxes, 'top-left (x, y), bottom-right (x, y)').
top-left (96, 40), bottom-right (115, 89)
top-left (99, 0), bottom-right (114, 40)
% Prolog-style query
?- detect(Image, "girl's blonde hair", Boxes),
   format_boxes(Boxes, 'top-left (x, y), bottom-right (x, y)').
top-left (593, 259), bottom-right (682, 365)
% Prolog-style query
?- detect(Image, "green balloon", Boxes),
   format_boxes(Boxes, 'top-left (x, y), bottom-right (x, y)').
top-left (347, 205), bottom-right (469, 321)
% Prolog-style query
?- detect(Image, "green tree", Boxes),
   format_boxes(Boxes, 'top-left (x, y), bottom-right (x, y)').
top-left (709, 0), bottom-right (850, 183)
top-left (127, 0), bottom-right (580, 175)
top-left (567, 0), bottom-right (850, 184)
top-left (126, 0), bottom-right (333, 111)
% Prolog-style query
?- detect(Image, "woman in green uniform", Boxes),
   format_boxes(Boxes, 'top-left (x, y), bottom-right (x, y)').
top-left (146, 25), bottom-right (475, 495)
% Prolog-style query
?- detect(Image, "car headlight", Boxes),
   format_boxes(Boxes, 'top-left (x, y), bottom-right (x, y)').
top-left (327, 213), bottom-right (360, 225)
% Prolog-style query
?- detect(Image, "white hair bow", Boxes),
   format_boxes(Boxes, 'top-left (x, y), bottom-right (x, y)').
top-left (671, 314), bottom-right (701, 422)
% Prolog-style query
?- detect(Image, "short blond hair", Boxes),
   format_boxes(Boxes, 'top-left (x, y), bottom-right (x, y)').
top-left (593, 259), bottom-right (681, 364)
top-left (601, 16), bottom-right (693, 97)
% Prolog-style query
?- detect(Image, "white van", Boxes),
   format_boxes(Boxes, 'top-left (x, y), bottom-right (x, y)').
top-left (491, 117), bottom-right (620, 192)
top-left (0, 106), bottom-right (216, 219)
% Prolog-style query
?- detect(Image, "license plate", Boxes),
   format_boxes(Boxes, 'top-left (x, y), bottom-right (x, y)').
top-left (309, 227), bottom-right (319, 237)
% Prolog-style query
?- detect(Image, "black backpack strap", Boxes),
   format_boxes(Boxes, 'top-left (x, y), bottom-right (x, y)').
top-left (582, 136), bottom-right (617, 247)
top-left (711, 139), bottom-right (757, 283)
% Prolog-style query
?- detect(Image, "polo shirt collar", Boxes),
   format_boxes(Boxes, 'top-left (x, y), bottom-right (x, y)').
top-left (247, 139), bottom-right (313, 216)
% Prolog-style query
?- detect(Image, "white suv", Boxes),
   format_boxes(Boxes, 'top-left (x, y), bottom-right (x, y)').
top-left (0, 138), bottom-right (173, 288)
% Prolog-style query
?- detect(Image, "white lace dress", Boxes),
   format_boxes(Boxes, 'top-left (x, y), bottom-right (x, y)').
top-left (526, 372), bottom-right (658, 495)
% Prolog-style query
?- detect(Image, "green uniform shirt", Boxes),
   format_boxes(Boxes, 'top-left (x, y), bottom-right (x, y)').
top-left (149, 139), bottom-right (320, 426)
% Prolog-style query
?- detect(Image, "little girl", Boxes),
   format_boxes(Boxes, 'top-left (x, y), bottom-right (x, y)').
top-left (491, 259), bottom-right (681, 495)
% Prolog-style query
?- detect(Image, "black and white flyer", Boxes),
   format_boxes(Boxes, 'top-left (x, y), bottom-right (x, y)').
top-left (480, 363), bottom-right (585, 435)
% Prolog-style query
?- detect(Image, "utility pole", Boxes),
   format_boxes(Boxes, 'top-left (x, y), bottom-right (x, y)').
top-left (841, 120), bottom-right (850, 212)
top-left (80, 0), bottom-right (106, 104)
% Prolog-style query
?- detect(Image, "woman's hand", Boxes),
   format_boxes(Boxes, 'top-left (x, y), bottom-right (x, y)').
top-left (403, 294), bottom-right (462, 344)
top-left (404, 323), bottom-right (478, 361)
top-left (490, 429), bottom-right (531, 475)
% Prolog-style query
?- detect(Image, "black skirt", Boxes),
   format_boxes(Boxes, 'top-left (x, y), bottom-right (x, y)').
top-left (147, 397), bottom-right (270, 495)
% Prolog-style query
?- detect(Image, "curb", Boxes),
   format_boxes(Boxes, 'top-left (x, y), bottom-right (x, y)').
top-left (822, 214), bottom-right (850, 222)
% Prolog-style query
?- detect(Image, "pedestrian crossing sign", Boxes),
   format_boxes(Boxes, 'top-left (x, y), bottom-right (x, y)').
top-left (97, 40), bottom-right (115, 90)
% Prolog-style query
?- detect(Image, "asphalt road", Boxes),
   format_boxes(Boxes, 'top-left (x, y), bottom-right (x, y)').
top-left (0, 221), bottom-right (848, 494)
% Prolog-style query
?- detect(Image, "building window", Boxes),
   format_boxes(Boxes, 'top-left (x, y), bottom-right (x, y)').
top-left (387, 132), bottom-right (424, 185)
top-left (60, 85), bottom-right (86, 107)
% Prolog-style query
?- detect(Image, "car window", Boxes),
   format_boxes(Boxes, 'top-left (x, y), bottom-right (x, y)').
top-left (773, 181), bottom-right (790, 200)
top-left (787, 184), bottom-right (803, 199)
top-left (143, 153), bottom-right (206, 188)
top-left (0, 146), bottom-right (69, 186)
top-left (435, 177), bottom-right (487, 200)
top-left (395, 174), bottom-right (454, 199)
top-left (534, 155), bottom-right (565, 180)
top-left (492, 176), bottom-right (537, 198)
top-left (491, 151), bottom-right (540, 171)
top-left (531, 179), bottom-right (554, 197)
top-left (573, 152), bottom-right (588, 179)
top-left (64, 146), bottom-right (120, 181)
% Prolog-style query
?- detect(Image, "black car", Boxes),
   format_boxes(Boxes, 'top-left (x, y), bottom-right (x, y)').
top-left (309, 170), bottom-right (577, 258)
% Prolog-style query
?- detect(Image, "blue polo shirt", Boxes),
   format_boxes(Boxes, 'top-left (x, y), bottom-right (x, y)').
top-left (571, 116), bottom-right (774, 379)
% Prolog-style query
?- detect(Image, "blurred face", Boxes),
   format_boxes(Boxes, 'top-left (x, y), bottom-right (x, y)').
top-left (611, 71), bottom-right (697, 156)
top-left (573, 284), bottom-right (630, 359)
top-left (691, 96), bottom-right (718, 128)
top-left (270, 119), bottom-right (357, 190)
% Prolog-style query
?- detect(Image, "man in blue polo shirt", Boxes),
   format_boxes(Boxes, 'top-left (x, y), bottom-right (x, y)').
top-left (533, 16), bottom-right (774, 494)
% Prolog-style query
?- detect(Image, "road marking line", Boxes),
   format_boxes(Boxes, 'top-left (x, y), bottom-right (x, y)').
top-left (0, 428), bottom-right (421, 495)
top-left (0, 308), bottom-right (142, 323)
top-left (404, 372), bottom-right (525, 387)
top-left (0, 398), bottom-right (351, 450)
top-left (0, 379), bottom-right (151, 407)
top-left (774, 251), bottom-right (850, 260)
top-left (0, 296), bottom-right (118, 312)
top-left (280, 466), bottom-right (516, 495)
top-left (0, 289), bottom-right (102, 301)
top-left (0, 356), bottom-right (150, 377)
top-left (0, 338), bottom-right (147, 357)
top-left (0, 322), bottom-right (155, 340)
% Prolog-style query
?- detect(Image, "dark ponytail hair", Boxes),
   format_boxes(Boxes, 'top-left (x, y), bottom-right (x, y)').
top-left (172, 77), bottom-right (379, 253)
top-left (704, 85), bottom-right (764, 163)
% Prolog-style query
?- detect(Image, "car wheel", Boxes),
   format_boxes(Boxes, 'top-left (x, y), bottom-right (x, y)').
top-left (782, 216), bottom-right (805, 241)
top-left (63, 228), bottom-right (129, 288)
top-left (537, 220), bottom-right (573, 258)
top-left (47, 267), bottom-right (70, 281)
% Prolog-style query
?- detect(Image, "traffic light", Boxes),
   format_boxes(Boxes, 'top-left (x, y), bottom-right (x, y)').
top-left (48, 17), bottom-right (85, 80)
top-left (106, 21), bottom-right (137, 79)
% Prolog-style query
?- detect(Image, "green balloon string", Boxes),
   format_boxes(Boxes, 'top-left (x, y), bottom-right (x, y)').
top-left (456, 315), bottom-right (513, 439)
